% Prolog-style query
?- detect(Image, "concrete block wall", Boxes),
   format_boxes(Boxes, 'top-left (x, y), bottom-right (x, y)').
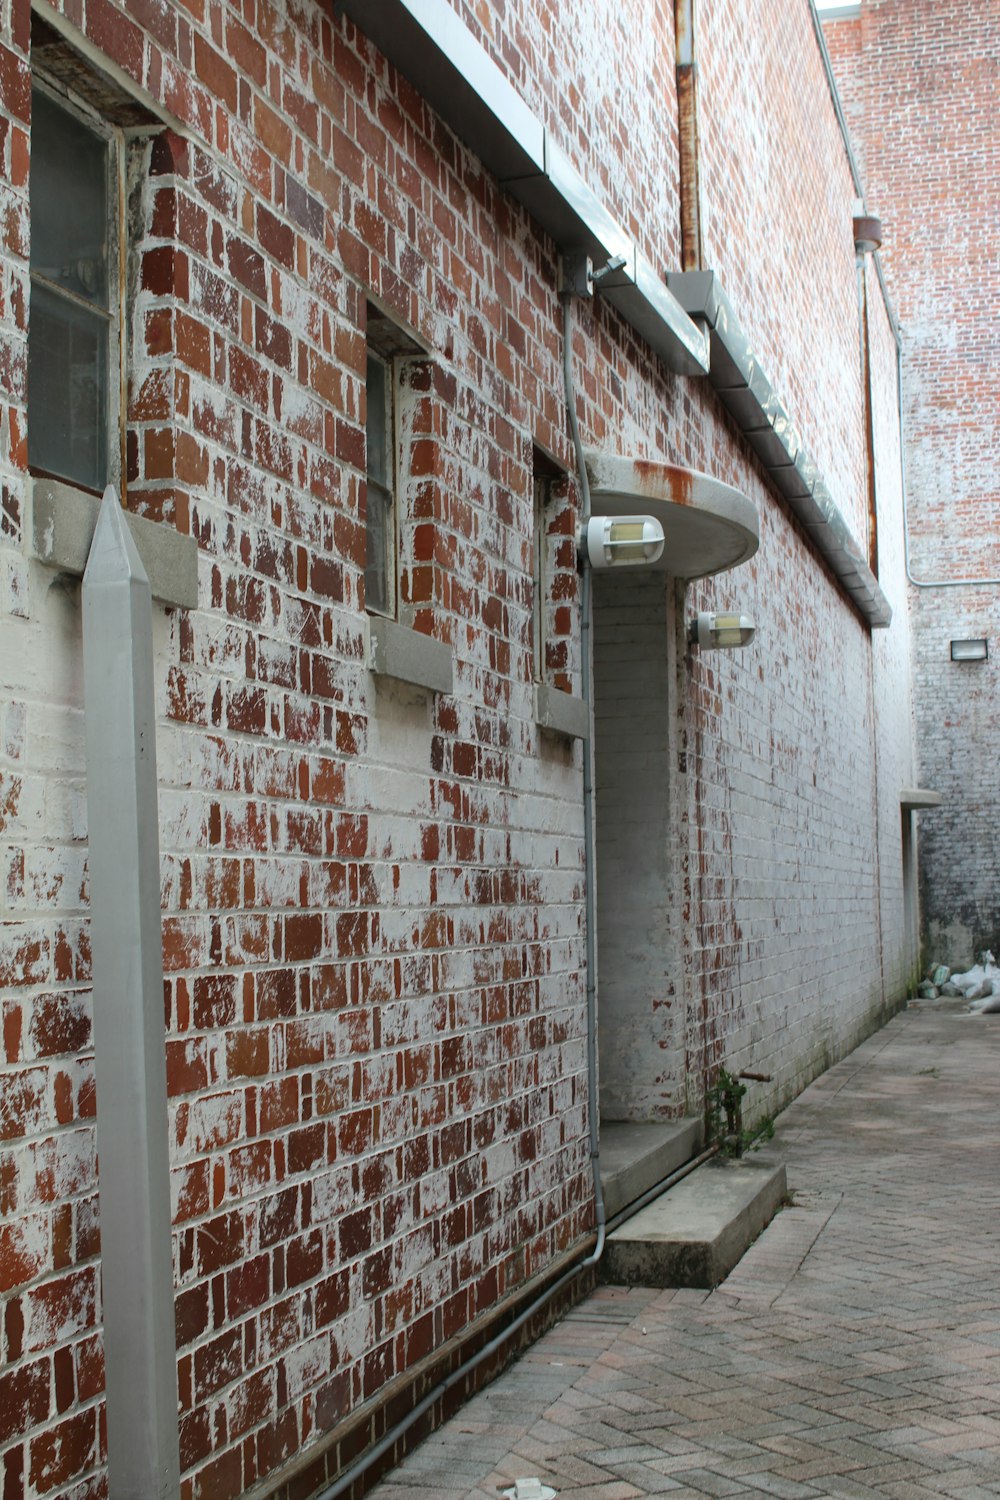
top-left (0, 0), bottom-right (921, 1495)
top-left (593, 570), bottom-right (683, 1121)
top-left (826, 0), bottom-right (1000, 965)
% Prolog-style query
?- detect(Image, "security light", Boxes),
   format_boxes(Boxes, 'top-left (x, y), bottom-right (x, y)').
top-left (950, 638), bottom-right (988, 662)
top-left (580, 514), bottom-right (665, 569)
top-left (688, 610), bottom-right (756, 650)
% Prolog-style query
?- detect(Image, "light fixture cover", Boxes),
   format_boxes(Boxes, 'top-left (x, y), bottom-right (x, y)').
top-left (689, 610), bottom-right (756, 650)
top-left (581, 514), bottom-right (665, 569)
top-left (950, 638), bottom-right (988, 662)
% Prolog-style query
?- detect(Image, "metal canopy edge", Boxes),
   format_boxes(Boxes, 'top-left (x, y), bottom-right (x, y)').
top-left (337, 0), bottom-right (708, 375)
top-left (341, 0), bottom-right (544, 180)
top-left (585, 453), bottom-right (759, 580)
top-left (668, 270), bottom-right (892, 629)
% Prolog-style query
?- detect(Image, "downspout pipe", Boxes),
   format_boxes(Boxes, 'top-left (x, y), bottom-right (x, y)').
top-left (809, 0), bottom-right (1000, 591)
top-left (675, 0), bottom-right (705, 272)
top-left (82, 490), bottom-right (180, 1500)
top-left (560, 285), bottom-right (607, 1270)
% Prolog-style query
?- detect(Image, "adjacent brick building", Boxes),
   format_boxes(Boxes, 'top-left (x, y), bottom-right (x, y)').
top-left (0, 1), bottom-right (923, 1496)
top-left (825, 0), bottom-right (1000, 965)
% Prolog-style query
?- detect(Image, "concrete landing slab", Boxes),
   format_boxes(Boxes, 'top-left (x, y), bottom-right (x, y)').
top-left (603, 1153), bottom-right (786, 1288)
top-left (599, 1118), bottom-right (704, 1219)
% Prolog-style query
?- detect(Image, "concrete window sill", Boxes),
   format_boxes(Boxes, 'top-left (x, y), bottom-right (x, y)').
top-left (368, 614), bottom-right (453, 695)
top-left (534, 682), bottom-right (589, 740)
top-left (29, 476), bottom-right (198, 609)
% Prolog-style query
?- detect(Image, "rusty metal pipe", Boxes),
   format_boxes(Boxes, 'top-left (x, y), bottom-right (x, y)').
top-left (675, 0), bottom-right (704, 271)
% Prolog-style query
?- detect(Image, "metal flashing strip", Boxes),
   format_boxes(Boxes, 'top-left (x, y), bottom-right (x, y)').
top-left (667, 270), bottom-right (892, 629)
top-left (337, 0), bottom-right (708, 376)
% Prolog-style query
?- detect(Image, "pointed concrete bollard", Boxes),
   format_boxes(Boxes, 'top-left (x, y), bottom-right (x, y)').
top-left (82, 487), bottom-right (180, 1500)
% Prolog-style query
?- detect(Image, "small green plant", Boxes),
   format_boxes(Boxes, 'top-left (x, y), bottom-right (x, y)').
top-left (707, 1069), bottom-right (774, 1157)
top-left (707, 1068), bottom-right (746, 1154)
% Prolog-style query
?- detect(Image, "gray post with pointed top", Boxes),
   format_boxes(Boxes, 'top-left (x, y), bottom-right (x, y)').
top-left (82, 487), bottom-right (180, 1500)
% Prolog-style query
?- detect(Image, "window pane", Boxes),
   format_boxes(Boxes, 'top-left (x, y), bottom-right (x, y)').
top-left (366, 354), bottom-right (388, 488)
top-left (366, 480), bottom-right (393, 617)
top-left (533, 477), bottom-right (547, 681)
top-left (30, 89), bottom-right (110, 308)
top-left (28, 280), bottom-right (108, 491)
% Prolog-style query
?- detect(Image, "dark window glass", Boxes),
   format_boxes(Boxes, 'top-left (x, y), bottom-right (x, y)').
top-left (28, 282), bottom-right (108, 492)
top-left (365, 353), bottom-right (394, 617)
top-left (28, 87), bottom-right (113, 490)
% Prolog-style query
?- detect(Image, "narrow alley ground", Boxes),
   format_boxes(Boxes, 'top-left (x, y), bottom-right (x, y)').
top-left (368, 1000), bottom-right (1000, 1498)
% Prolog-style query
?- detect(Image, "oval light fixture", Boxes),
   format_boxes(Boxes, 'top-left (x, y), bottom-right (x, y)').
top-left (688, 610), bottom-right (756, 650)
top-left (580, 514), bottom-right (665, 569)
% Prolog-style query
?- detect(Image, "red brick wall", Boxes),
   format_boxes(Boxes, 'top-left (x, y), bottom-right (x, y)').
top-left (698, 0), bottom-right (866, 539)
top-left (449, 0), bottom-right (683, 273)
top-left (0, 1), bottom-right (921, 1496)
top-left (827, 0), bottom-right (1000, 963)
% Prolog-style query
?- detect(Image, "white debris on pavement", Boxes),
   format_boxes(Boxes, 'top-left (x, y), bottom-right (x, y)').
top-left (918, 949), bottom-right (1000, 1010)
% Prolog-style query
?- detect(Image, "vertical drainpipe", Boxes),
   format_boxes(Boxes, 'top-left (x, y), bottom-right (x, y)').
top-left (853, 223), bottom-right (887, 1010)
top-left (675, 0), bottom-right (713, 1110)
top-left (854, 223), bottom-right (881, 575)
top-left (82, 489), bottom-right (180, 1500)
top-left (675, 0), bottom-right (705, 273)
top-left (560, 288), bottom-right (607, 1266)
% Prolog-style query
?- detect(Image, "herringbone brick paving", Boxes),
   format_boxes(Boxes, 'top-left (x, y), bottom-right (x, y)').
top-left (368, 1002), bottom-right (1000, 1497)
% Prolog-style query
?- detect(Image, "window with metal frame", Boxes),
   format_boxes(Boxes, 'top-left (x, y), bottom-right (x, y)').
top-left (364, 303), bottom-right (427, 620)
top-left (28, 80), bottom-right (123, 495)
top-left (531, 446), bottom-right (563, 683)
top-left (365, 347), bottom-right (395, 619)
top-left (532, 473), bottom-right (548, 682)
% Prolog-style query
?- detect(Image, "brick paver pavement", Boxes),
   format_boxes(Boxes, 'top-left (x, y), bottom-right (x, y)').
top-left (368, 1000), bottom-right (1000, 1498)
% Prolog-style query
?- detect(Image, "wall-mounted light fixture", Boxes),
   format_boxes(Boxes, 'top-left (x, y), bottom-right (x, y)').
top-left (580, 514), bottom-right (665, 570)
top-left (853, 214), bottom-right (883, 256)
top-left (950, 638), bottom-right (988, 662)
top-left (853, 196), bottom-right (883, 256)
top-left (688, 610), bottom-right (756, 650)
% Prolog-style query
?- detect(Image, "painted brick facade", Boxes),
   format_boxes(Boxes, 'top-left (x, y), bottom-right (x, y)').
top-left (1, 1), bottom-right (920, 1497)
top-left (826, 0), bottom-right (1000, 964)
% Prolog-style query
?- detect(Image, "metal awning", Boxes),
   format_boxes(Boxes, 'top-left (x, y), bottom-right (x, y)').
top-left (336, 0), bottom-right (709, 376)
top-left (586, 454), bottom-right (759, 579)
top-left (666, 271), bottom-right (892, 629)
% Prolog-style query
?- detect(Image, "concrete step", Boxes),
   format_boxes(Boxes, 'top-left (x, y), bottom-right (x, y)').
top-left (599, 1118), bottom-right (704, 1219)
top-left (602, 1153), bottom-right (787, 1289)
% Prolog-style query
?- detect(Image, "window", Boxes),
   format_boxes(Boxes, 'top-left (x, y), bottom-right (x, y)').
top-left (532, 473), bottom-right (547, 682)
top-left (364, 303), bottom-right (425, 620)
top-left (24, 22), bottom-right (198, 610)
top-left (28, 81), bottom-right (121, 494)
top-left (531, 446), bottom-right (562, 683)
top-left (365, 347), bottom-right (395, 618)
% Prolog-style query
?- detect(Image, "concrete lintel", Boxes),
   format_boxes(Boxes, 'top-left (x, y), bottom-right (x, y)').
top-left (368, 614), bottom-right (453, 694)
top-left (30, 475), bottom-right (198, 609)
top-left (900, 787), bottom-right (944, 810)
top-left (533, 682), bottom-right (589, 741)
